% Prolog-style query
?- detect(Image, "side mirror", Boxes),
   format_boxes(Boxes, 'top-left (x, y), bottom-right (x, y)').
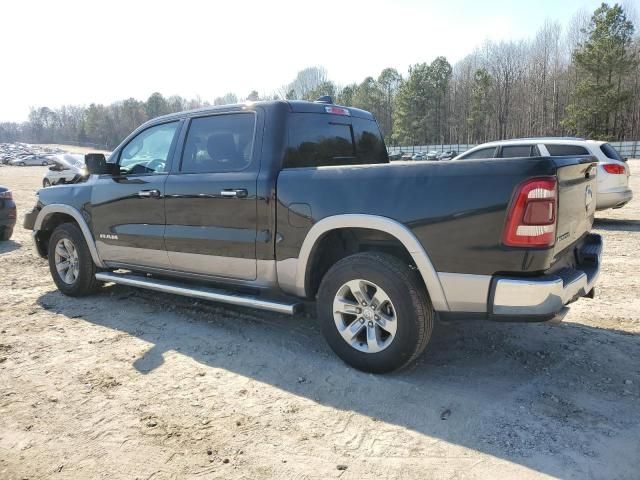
top-left (85, 153), bottom-right (116, 175)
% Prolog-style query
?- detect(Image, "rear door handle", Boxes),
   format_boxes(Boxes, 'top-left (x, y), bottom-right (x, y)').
top-left (138, 189), bottom-right (161, 198)
top-left (220, 189), bottom-right (248, 198)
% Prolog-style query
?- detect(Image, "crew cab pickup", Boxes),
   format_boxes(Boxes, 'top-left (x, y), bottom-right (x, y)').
top-left (23, 99), bottom-right (602, 373)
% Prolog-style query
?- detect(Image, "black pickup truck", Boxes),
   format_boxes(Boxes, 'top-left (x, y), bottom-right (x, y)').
top-left (23, 99), bottom-right (602, 373)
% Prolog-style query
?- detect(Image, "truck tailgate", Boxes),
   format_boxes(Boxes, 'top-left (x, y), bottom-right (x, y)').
top-left (553, 157), bottom-right (597, 255)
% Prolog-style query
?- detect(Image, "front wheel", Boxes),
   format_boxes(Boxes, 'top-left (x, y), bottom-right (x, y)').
top-left (48, 222), bottom-right (101, 296)
top-left (317, 252), bottom-right (434, 373)
top-left (43, 178), bottom-right (51, 187)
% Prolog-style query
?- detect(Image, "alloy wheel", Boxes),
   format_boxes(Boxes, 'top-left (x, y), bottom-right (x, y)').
top-left (332, 279), bottom-right (397, 353)
top-left (54, 238), bottom-right (80, 284)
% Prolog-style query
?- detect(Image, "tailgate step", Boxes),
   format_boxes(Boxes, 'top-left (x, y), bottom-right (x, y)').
top-left (95, 272), bottom-right (303, 315)
top-left (579, 234), bottom-right (603, 264)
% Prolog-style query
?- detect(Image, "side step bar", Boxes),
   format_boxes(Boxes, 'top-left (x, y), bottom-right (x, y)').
top-left (95, 272), bottom-right (303, 315)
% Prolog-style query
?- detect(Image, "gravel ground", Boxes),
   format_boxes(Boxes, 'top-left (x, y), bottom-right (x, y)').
top-left (0, 162), bottom-right (639, 480)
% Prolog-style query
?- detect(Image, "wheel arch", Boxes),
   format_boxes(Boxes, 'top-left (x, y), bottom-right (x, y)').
top-left (34, 204), bottom-right (105, 267)
top-left (291, 215), bottom-right (450, 311)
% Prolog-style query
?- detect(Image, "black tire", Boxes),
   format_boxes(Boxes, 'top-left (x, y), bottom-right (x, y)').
top-left (317, 252), bottom-right (434, 373)
top-left (43, 178), bottom-right (51, 188)
top-left (0, 227), bottom-right (13, 241)
top-left (18, 162), bottom-right (25, 166)
top-left (41, 161), bottom-right (48, 166)
top-left (48, 222), bottom-right (101, 296)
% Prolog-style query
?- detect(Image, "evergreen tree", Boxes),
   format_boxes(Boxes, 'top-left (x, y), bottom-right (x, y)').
top-left (563, 3), bottom-right (637, 139)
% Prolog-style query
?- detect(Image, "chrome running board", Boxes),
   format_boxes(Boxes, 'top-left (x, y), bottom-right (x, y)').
top-left (95, 272), bottom-right (302, 315)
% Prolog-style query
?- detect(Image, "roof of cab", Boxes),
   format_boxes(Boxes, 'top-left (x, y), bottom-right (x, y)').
top-left (145, 99), bottom-right (375, 126)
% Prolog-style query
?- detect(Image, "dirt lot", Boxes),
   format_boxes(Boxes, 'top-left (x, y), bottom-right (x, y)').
top-left (1, 163), bottom-right (639, 480)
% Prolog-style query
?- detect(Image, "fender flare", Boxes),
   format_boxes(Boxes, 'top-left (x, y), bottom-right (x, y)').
top-left (293, 214), bottom-right (450, 312)
top-left (34, 204), bottom-right (105, 268)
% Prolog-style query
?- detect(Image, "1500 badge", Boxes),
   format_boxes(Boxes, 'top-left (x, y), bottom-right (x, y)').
top-left (99, 233), bottom-right (118, 240)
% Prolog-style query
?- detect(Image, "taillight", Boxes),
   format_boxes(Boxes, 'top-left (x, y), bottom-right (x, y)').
top-left (503, 177), bottom-right (557, 248)
top-left (602, 164), bottom-right (626, 174)
top-left (0, 190), bottom-right (12, 200)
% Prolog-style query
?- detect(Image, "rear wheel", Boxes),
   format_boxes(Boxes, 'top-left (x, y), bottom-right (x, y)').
top-left (43, 178), bottom-right (51, 187)
top-left (41, 160), bottom-right (48, 166)
top-left (317, 252), bottom-right (434, 373)
top-left (18, 162), bottom-right (25, 166)
top-left (48, 222), bottom-right (101, 296)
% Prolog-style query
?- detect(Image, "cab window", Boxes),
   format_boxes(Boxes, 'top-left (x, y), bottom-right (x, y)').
top-left (284, 113), bottom-right (388, 168)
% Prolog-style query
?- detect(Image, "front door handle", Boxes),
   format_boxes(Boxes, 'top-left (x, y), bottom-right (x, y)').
top-left (138, 189), bottom-right (161, 198)
top-left (220, 189), bottom-right (248, 198)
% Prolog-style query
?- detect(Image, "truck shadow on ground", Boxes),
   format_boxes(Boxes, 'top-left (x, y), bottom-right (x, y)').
top-left (594, 218), bottom-right (640, 232)
top-left (37, 286), bottom-right (639, 479)
top-left (0, 239), bottom-right (21, 254)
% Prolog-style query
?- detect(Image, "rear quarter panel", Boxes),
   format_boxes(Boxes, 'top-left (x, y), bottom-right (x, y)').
top-left (276, 157), bottom-right (591, 276)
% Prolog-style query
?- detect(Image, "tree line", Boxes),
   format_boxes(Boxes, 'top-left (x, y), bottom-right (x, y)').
top-left (0, 2), bottom-right (637, 149)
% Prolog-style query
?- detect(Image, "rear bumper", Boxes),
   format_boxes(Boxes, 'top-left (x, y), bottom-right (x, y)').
top-left (489, 233), bottom-right (602, 321)
top-left (596, 188), bottom-right (633, 210)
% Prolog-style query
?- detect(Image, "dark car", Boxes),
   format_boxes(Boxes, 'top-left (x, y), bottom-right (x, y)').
top-left (0, 186), bottom-right (17, 240)
top-left (438, 150), bottom-right (457, 160)
top-left (24, 99), bottom-right (601, 373)
top-left (388, 151), bottom-right (403, 161)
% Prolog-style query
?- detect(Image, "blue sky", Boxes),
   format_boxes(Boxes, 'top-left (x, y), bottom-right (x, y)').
top-left (0, 0), bottom-right (632, 121)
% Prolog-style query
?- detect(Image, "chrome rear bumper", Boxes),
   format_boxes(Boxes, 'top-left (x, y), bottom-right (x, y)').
top-left (490, 234), bottom-right (602, 321)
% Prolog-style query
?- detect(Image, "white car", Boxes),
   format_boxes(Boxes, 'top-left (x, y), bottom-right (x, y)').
top-left (9, 154), bottom-right (53, 166)
top-left (43, 154), bottom-right (87, 187)
top-left (453, 138), bottom-right (632, 210)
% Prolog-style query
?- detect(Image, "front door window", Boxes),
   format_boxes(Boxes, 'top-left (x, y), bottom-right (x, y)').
top-left (119, 121), bottom-right (180, 175)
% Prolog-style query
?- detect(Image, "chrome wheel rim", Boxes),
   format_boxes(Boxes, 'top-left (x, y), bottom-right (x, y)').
top-left (333, 279), bottom-right (397, 353)
top-left (54, 238), bottom-right (80, 284)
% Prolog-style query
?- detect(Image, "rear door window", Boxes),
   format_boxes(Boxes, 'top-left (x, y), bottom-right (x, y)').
top-left (459, 147), bottom-right (497, 159)
top-left (545, 144), bottom-right (589, 156)
top-left (180, 113), bottom-right (255, 173)
top-left (284, 113), bottom-right (388, 168)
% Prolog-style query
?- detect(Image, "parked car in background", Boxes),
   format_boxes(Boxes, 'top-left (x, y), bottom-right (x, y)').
top-left (9, 154), bottom-right (52, 166)
top-left (453, 138), bottom-right (632, 210)
top-left (43, 154), bottom-right (87, 187)
top-left (388, 151), bottom-right (403, 161)
top-left (0, 186), bottom-right (16, 240)
top-left (412, 152), bottom-right (426, 161)
top-left (425, 151), bottom-right (439, 160)
top-left (400, 152), bottom-right (414, 161)
top-left (438, 150), bottom-right (457, 160)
